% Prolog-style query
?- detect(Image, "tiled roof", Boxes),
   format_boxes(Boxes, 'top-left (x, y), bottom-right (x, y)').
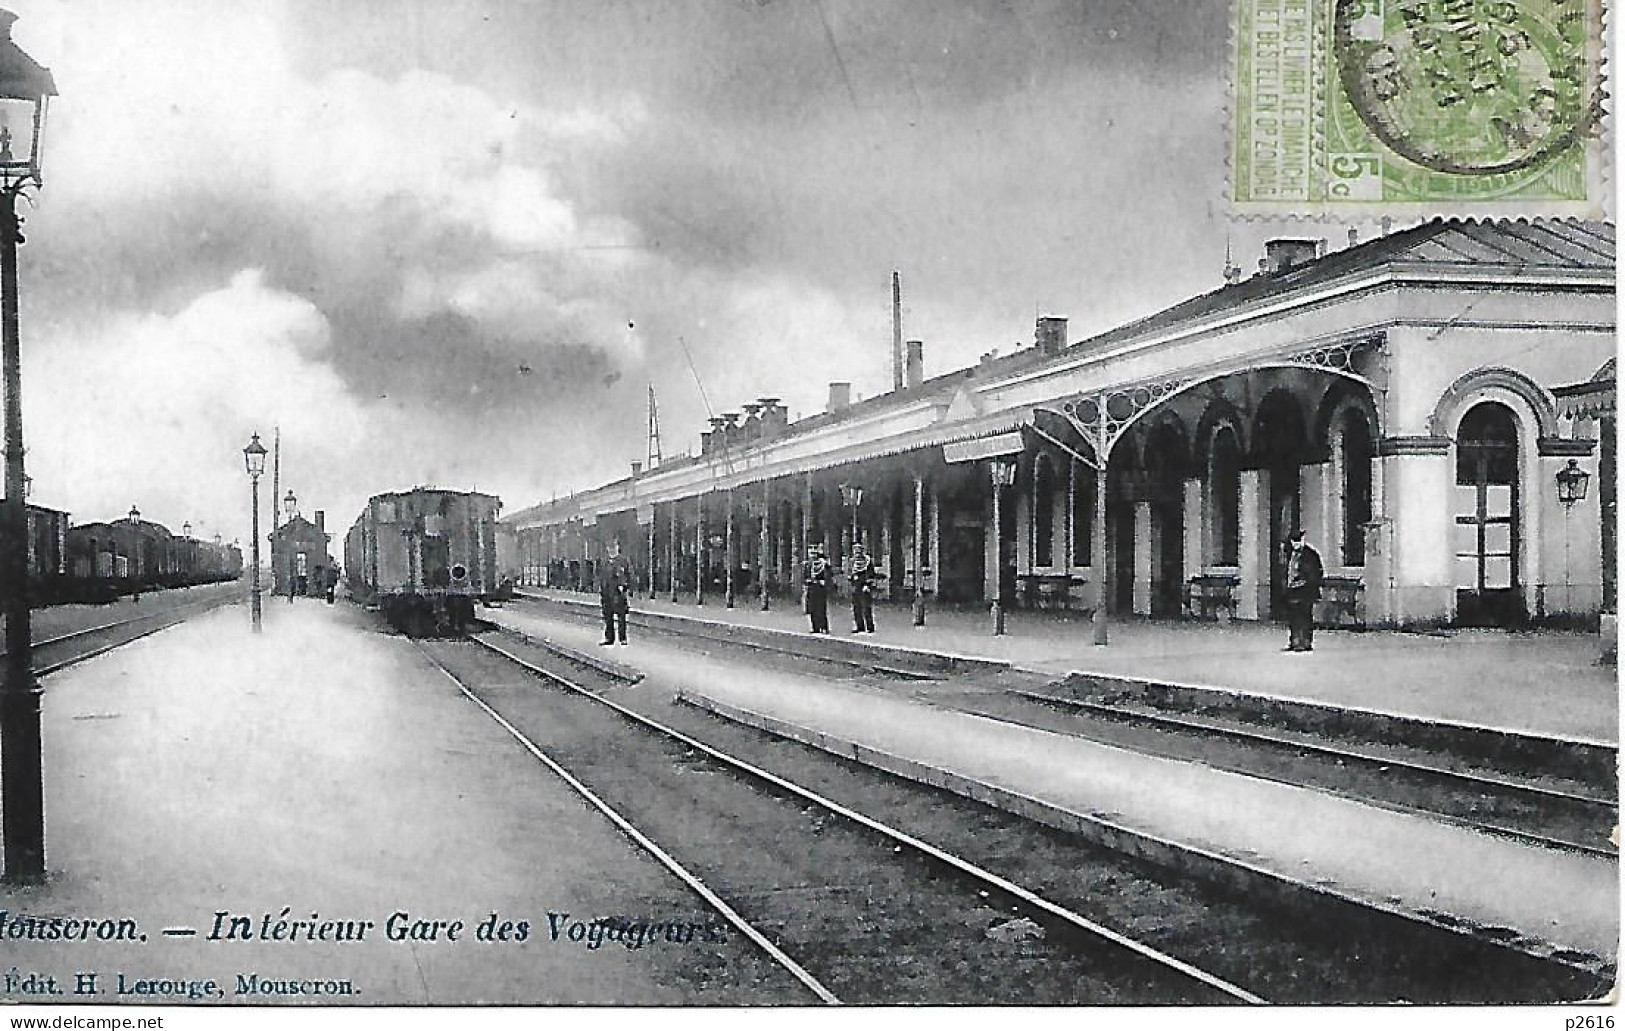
top-left (1078, 220), bottom-right (1612, 354)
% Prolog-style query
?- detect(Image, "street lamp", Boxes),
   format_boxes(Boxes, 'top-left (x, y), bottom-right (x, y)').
top-left (840, 483), bottom-right (864, 548)
top-left (1556, 459), bottom-right (1591, 506)
top-left (127, 505), bottom-right (141, 602)
top-left (989, 459), bottom-right (1017, 636)
top-left (243, 433), bottom-right (267, 631)
top-left (0, 8), bottom-right (55, 885)
top-left (1556, 459), bottom-right (1592, 616)
top-left (282, 490), bottom-right (297, 602)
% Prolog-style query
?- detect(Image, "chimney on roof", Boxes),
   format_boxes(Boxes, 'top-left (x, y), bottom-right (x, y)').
top-left (703, 415), bottom-right (727, 457)
top-left (891, 271), bottom-right (904, 393)
top-left (757, 397), bottom-right (786, 441)
top-left (315, 510), bottom-right (324, 534)
top-left (1347, 226), bottom-right (1359, 247)
top-left (1263, 238), bottom-right (1322, 275)
top-left (828, 382), bottom-right (851, 413)
top-left (631, 461), bottom-right (643, 478)
top-left (905, 340), bottom-right (924, 389)
top-left (741, 401), bottom-right (763, 444)
top-left (1035, 316), bottom-right (1068, 357)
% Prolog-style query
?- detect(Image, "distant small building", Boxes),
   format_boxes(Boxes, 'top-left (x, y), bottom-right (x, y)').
top-left (270, 510), bottom-right (334, 597)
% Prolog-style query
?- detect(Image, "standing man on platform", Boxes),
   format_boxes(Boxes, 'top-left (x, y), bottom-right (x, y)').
top-left (1283, 530), bottom-right (1323, 652)
top-left (599, 544), bottom-right (632, 646)
top-left (848, 542), bottom-right (877, 634)
top-left (804, 544), bottom-right (834, 634)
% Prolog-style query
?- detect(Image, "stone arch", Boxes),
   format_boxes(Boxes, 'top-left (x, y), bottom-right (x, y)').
top-left (1251, 388), bottom-right (1311, 466)
top-left (1142, 412), bottom-right (1192, 481)
top-left (1428, 366), bottom-right (1559, 439)
top-left (1313, 379), bottom-right (1381, 454)
top-left (1194, 397), bottom-right (1249, 459)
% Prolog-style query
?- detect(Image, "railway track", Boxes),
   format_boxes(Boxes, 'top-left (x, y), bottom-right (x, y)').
top-left (26, 592), bottom-right (239, 677)
top-left (421, 623), bottom-right (1610, 1004)
top-left (413, 632), bottom-right (1262, 1006)
top-left (982, 689), bottom-right (1618, 860)
top-left (500, 596), bottom-right (1616, 862)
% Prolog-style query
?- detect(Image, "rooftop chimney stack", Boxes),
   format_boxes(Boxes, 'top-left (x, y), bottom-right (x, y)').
top-left (315, 510), bottom-right (325, 534)
top-left (1263, 238), bottom-right (1322, 275)
top-left (905, 340), bottom-right (924, 389)
top-left (1035, 316), bottom-right (1068, 357)
top-left (631, 461), bottom-right (643, 478)
top-left (1347, 226), bottom-right (1360, 247)
top-left (828, 381), bottom-right (852, 413)
top-left (757, 397), bottom-right (786, 441)
top-left (891, 271), bottom-right (904, 393)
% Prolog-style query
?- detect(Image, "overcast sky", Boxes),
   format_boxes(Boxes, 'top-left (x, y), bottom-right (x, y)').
top-left (12, 0), bottom-right (1346, 547)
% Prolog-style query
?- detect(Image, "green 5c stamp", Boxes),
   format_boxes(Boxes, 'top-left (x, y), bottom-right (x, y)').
top-left (1231, 0), bottom-right (1606, 215)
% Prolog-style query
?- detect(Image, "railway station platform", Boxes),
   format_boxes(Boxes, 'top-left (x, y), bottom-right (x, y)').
top-left (487, 602), bottom-right (1622, 974)
top-left (510, 588), bottom-right (1619, 746)
top-left (0, 600), bottom-right (779, 1006)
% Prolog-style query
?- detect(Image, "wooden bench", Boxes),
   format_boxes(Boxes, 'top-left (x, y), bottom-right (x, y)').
top-left (1185, 574), bottom-right (1240, 621)
top-left (1317, 576), bottom-right (1365, 628)
top-left (1021, 574), bottom-right (1071, 610)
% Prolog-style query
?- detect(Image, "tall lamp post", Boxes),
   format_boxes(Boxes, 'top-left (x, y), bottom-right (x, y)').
top-left (283, 489), bottom-right (297, 602)
top-left (989, 459), bottom-right (1017, 636)
top-left (127, 505), bottom-right (141, 602)
top-left (243, 434), bottom-right (267, 632)
top-left (1556, 459), bottom-right (1591, 617)
top-left (0, 7), bottom-right (56, 884)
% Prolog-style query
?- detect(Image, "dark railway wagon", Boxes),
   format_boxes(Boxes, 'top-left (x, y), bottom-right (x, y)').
top-left (344, 487), bottom-right (502, 637)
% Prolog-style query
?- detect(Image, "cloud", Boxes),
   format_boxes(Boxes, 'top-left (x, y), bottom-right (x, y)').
top-left (24, 268), bottom-right (366, 532)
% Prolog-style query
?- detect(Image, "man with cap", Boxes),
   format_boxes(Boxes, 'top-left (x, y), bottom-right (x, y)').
top-left (803, 544), bottom-right (834, 634)
top-left (848, 542), bottom-right (877, 634)
top-left (1282, 529), bottom-right (1324, 652)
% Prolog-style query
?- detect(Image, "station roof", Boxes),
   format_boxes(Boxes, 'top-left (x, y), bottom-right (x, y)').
top-left (511, 219), bottom-right (1615, 525)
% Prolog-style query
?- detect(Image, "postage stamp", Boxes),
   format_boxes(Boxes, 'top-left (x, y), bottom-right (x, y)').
top-left (1230, 0), bottom-right (1608, 217)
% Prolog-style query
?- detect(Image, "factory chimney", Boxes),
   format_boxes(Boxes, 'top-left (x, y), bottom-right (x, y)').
top-left (891, 271), bottom-right (904, 393)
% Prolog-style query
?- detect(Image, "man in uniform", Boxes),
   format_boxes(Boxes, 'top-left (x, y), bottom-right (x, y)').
top-left (1282, 529), bottom-right (1324, 652)
top-left (803, 544), bottom-right (834, 634)
top-left (848, 542), bottom-right (877, 634)
top-left (599, 545), bottom-right (632, 646)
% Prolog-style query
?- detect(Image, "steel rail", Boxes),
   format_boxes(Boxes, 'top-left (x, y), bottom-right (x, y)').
top-left (411, 640), bottom-right (840, 1006)
top-left (1009, 690), bottom-right (1618, 859)
top-left (1012, 689), bottom-right (1615, 807)
top-left (468, 631), bottom-right (1264, 1005)
top-left (29, 595), bottom-right (237, 677)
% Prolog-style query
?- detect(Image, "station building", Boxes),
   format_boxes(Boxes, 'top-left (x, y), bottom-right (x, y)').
top-left (270, 510), bottom-right (334, 598)
top-left (505, 221), bottom-right (1615, 631)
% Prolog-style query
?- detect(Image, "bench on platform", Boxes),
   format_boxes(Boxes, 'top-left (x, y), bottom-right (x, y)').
top-left (1020, 574), bottom-right (1072, 610)
top-left (1317, 576), bottom-right (1366, 628)
top-left (1184, 573), bottom-right (1240, 621)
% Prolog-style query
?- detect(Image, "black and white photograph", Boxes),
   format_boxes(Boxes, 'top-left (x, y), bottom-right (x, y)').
top-left (0, 0), bottom-right (1612, 1025)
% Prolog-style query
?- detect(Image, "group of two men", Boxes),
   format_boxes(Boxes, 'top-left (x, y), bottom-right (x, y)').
top-left (802, 542), bottom-right (877, 635)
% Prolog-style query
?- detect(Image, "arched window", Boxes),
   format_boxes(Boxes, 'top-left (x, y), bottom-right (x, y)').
top-left (1034, 454), bottom-right (1056, 567)
top-left (1455, 402), bottom-right (1520, 625)
top-left (1340, 411), bottom-right (1374, 566)
top-left (1070, 459), bottom-right (1095, 565)
top-left (1208, 426), bottom-right (1241, 565)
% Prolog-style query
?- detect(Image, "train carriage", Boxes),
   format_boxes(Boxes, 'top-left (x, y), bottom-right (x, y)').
top-left (345, 487), bottom-right (502, 636)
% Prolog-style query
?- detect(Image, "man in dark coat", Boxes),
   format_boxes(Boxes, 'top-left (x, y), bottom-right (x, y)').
top-left (803, 544), bottom-right (834, 634)
top-left (599, 550), bottom-right (632, 646)
top-left (1283, 530), bottom-right (1324, 652)
top-left (848, 542), bottom-right (877, 634)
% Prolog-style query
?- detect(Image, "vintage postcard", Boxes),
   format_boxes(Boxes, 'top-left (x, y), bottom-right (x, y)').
top-left (0, 1), bottom-right (1610, 1028)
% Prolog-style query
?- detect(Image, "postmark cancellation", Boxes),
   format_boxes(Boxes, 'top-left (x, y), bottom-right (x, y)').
top-left (1231, 0), bottom-right (1608, 217)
